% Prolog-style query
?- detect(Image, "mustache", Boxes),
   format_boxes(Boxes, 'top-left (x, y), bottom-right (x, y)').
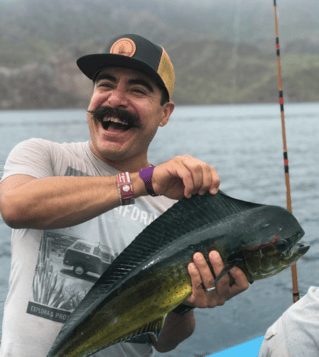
top-left (87, 106), bottom-right (141, 128)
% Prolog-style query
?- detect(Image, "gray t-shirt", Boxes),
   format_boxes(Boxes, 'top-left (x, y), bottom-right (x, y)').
top-left (0, 138), bottom-right (176, 357)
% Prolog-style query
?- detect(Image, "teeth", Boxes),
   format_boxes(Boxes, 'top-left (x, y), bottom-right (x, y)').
top-left (103, 117), bottom-right (128, 125)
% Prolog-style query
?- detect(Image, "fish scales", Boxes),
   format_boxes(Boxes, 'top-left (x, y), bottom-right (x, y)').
top-left (52, 253), bottom-right (193, 356)
top-left (47, 191), bottom-right (308, 357)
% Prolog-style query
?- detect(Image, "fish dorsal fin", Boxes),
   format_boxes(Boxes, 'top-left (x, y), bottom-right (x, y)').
top-left (54, 191), bottom-right (262, 343)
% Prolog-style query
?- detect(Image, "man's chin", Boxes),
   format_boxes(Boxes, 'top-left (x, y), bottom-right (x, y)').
top-left (90, 140), bottom-right (131, 163)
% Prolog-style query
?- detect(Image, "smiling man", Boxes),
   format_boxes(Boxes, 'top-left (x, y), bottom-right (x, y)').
top-left (0, 34), bottom-right (248, 357)
top-left (86, 67), bottom-right (173, 172)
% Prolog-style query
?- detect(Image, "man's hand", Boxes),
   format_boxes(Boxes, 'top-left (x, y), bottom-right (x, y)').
top-left (152, 155), bottom-right (220, 200)
top-left (184, 251), bottom-right (249, 308)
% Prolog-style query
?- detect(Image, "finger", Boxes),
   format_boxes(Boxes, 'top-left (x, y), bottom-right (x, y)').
top-left (182, 159), bottom-right (219, 196)
top-left (174, 165), bottom-right (195, 199)
top-left (209, 251), bottom-right (230, 299)
top-left (209, 167), bottom-right (220, 195)
top-left (182, 158), bottom-right (213, 197)
top-left (193, 253), bottom-right (215, 289)
top-left (198, 164), bottom-right (213, 196)
top-left (188, 163), bottom-right (204, 196)
top-left (186, 262), bottom-right (207, 307)
top-left (162, 159), bottom-right (195, 198)
top-left (179, 157), bottom-right (204, 197)
top-left (227, 266), bottom-right (249, 297)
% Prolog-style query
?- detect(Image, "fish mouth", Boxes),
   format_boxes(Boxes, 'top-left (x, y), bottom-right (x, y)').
top-left (289, 242), bottom-right (310, 257)
top-left (275, 228), bottom-right (305, 254)
top-left (273, 240), bottom-right (310, 263)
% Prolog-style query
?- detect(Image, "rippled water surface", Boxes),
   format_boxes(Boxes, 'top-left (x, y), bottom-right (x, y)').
top-left (0, 103), bottom-right (318, 356)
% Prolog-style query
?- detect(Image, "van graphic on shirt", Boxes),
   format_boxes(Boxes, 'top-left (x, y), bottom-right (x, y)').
top-left (63, 240), bottom-right (114, 277)
top-left (27, 230), bottom-right (115, 323)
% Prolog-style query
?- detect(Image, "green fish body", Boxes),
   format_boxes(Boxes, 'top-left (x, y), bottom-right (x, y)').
top-left (47, 191), bottom-right (308, 357)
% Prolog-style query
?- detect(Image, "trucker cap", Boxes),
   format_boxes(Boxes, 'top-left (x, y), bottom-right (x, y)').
top-left (77, 34), bottom-right (175, 100)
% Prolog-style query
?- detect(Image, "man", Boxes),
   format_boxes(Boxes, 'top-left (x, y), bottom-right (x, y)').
top-left (259, 286), bottom-right (319, 357)
top-left (0, 34), bottom-right (248, 357)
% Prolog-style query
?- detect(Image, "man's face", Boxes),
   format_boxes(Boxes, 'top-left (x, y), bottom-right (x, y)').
top-left (87, 67), bottom-right (174, 168)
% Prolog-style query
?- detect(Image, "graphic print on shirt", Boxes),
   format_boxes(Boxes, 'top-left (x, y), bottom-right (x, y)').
top-left (25, 164), bottom-right (161, 326)
top-left (26, 230), bottom-right (116, 323)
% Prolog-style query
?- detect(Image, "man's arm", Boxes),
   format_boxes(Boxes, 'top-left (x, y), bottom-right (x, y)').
top-left (0, 153), bottom-right (249, 351)
top-left (151, 251), bottom-right (249, 352)
top-left (0, 173), bottom-right (146, 229)
top-left (0, 155), bottom-right (219, 229)
top-left (150, 310), bottom-right (195, 352)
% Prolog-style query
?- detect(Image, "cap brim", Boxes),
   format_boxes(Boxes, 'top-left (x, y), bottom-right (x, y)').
top-left (77, 54), bottom-right (168, 96)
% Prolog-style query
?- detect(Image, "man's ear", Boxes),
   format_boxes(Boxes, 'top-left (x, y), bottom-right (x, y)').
top-left (159, 102), bottom-right (175, 127)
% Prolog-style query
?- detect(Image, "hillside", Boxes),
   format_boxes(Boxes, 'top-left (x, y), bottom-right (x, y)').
top-left (1, 0), bottom-right (318, 108)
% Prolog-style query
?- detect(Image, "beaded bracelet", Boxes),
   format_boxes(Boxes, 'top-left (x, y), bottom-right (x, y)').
top-left (116, 172), bottom-right (135, 205)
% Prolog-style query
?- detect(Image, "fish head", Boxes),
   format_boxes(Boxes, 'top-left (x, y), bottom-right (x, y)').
top-left (239, 205), bottom-right (309, 282)
top-left (243, 233), bottom-right (309, 282)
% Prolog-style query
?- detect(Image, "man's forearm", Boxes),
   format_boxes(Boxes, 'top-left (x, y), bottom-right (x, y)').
top-left (1, 154), bottom-right (221, 230)
top-left (0, 173), bottom-right (147, 229)
top-left (150, 311), bottom-right (195, 353)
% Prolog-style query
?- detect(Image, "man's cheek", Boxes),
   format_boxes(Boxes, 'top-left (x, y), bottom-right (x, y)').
top-left (89, 92), bottom-right (109, 110)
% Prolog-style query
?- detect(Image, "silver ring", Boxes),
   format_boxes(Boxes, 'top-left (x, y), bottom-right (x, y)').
top-left (206, 287), bottom-right (216, 293)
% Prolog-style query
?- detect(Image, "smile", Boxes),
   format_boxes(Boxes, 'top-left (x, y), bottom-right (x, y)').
top-left (102, 117), bottom-right (132, 132)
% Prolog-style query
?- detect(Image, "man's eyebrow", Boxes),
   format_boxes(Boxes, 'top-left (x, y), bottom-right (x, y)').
top-left (94, 73), bottom-right (154, 93)
top-left (94, 73), bottom-right (117, 83)
top-left (128, 79), bottom-right (154, 93)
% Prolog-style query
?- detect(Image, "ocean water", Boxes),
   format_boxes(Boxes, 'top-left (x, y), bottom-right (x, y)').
top-left (0, 103), bottom-right (318, 356)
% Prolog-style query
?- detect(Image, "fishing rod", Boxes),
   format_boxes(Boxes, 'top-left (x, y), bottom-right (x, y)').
top-left (273, 0), bottom-right (299, 303)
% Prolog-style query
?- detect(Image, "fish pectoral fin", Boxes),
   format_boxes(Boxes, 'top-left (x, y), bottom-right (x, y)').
top-left (213, 262), bottom-right (237, 285)
top-left (124, 314), bottom-right (167, 344)
top-left (145, 314), bottom-right (167, 342)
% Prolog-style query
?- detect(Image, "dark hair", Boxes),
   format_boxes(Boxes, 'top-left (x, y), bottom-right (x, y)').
top-left (160, 86), bottom-right (169, 106)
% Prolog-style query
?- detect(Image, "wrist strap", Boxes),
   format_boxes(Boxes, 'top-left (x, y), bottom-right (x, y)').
top-left (116, 172), bottom-right (135, 205)
top-left (172, 304), bottom-right (195, 316)
top-left (139, 166), bottom-right (159, 197)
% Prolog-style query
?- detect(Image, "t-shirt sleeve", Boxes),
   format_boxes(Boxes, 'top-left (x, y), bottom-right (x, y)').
top-left (1, 139), bottom-right (54, 181)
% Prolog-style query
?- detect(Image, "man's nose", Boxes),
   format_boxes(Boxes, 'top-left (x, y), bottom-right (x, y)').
top-left (106, 87), bottom-right (129, 108)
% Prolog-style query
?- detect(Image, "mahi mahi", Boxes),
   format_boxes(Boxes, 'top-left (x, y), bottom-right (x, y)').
top-left (47, 191), bottom-right (309, 357)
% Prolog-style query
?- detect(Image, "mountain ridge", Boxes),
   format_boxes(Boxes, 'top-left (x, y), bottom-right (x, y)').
top-left (1, 0), bottom-right (318, 108)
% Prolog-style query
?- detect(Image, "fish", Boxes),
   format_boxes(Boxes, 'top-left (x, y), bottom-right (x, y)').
top-left (47, 191), bottom-right (309, 357)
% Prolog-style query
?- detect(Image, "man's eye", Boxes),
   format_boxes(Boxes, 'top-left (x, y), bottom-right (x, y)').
top-left (132, 88), bottom-right (146, 94)
top-left (98, 82), bottom-right (112, 88)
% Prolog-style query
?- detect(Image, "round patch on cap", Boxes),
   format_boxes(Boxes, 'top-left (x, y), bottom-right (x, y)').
top-left (110, 38), bottom-right (136, 57)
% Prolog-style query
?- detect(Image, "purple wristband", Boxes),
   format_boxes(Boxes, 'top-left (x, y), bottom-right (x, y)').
top-left (139, 166), bottom-right (159, 197)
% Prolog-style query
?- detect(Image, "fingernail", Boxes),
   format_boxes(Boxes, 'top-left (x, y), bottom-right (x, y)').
top-left (194, 253), bottom-right (203, 261)
top-left (210, 251), bottom-right (218, 261)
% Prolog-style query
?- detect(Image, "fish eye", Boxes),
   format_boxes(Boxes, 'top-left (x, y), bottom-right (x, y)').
top-left (276, 240), bottom-right (289, 252)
